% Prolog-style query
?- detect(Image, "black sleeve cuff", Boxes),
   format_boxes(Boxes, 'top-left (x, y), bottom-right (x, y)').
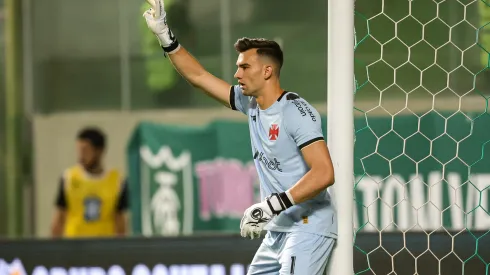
top-left (116, 181), bottom-right (129, 212)
top-left (229, 86), bottom-right (237, 111)
top-left (298, 137), bottom-right (324, 150)
top-left (55, 177), bottom-right (67, 209)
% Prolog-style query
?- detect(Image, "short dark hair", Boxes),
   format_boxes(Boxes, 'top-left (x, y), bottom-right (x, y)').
top-left (234, 37), bottom-right (284, 75)
top-left (77, 127), bottom-right (106, 150)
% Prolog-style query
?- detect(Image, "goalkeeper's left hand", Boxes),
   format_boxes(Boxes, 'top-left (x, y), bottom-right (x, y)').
top-left (240, 192), bottom-right (295, 239)
top-left (142, 0), bottom-right (180, 54)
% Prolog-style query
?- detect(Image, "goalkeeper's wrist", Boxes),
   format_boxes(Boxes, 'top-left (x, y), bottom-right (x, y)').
top-left (161, 39), bottom-right (181, 54)
top-left (266, 191), bottom-right (295, 215)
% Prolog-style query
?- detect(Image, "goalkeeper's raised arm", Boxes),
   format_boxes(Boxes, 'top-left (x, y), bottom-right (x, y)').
top-left (143, 0), bottom-right (232, 108)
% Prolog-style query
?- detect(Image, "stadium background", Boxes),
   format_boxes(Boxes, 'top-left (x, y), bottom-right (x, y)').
top-left (1, 0), bottom-right (490, 274)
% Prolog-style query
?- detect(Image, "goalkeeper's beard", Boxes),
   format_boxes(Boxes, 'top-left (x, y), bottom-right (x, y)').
top-left (240, 84), bottom-right (260, 97)
top-left (242, 87), bottom-right (264, 98)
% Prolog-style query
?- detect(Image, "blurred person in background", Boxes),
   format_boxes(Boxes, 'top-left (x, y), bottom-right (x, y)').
top-left (50, 127), bottom-right (129, 238)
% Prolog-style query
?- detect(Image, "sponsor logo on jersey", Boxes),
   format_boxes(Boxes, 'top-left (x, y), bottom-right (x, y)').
top-left (269, 124), bottom-right (279, 140)
top-left (253, 151), bottom-right (282, 172)
top-left (292, 100), bottom-right (317, 122)
top-left (292, 100), bottom-right (307, 117)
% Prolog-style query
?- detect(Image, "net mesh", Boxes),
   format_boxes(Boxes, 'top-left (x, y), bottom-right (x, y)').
top-left (354, 0), bottom-right (490, 274)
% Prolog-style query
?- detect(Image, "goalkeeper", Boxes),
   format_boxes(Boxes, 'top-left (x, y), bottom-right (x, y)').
top-left (143, 1), bottom-right (337, 274)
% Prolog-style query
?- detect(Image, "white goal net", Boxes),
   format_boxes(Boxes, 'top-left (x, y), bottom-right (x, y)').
top-left (353, 0), bottom-right (490, 274)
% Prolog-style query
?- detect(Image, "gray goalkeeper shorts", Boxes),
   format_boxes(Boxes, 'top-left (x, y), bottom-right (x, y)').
top-left (247, 231), bottom-right (335, 275)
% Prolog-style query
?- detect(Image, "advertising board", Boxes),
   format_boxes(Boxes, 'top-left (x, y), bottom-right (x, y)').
top-left (1, 232), bottom-right (488, 275)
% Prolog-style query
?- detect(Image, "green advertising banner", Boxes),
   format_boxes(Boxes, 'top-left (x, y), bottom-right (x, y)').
top-left (127, 120), bottom-right (260, 236)
top-left (127, 112), bottom-right (490, 236)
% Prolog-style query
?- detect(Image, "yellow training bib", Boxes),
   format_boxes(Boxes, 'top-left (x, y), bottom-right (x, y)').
top-left (62, 165), bottom-right (123, 238)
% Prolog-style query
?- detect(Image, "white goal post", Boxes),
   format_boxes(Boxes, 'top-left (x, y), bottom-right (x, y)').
top-left (327, 0), bottom-right (355, 274)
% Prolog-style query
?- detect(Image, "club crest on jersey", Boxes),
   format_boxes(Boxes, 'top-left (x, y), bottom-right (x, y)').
top-left (269, 124), bottom-right (279, 141)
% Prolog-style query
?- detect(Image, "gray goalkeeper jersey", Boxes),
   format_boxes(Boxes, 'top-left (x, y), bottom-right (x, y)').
top-left (230, 85), bottom-right (337, 238)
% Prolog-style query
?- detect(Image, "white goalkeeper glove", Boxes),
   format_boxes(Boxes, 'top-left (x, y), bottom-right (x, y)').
top-left (142, 0), bottom-right (181, 54)
top-left (240, 192), bottom-right (295, 239)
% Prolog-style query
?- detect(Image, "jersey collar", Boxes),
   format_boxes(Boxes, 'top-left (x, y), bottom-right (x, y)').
top-left (277, 91), bottom-right (288, 102)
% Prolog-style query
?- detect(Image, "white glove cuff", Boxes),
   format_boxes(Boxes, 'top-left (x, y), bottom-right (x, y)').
top-left (268, 195), bottom-right (284, 213)
top-left (155, 32), bottom-right (180, 54)
top-left (267, 192), bottom-right (294, 215)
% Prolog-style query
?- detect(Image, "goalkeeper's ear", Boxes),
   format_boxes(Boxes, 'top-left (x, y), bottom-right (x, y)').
top-left (263, 65), bottom-right (274, 80)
